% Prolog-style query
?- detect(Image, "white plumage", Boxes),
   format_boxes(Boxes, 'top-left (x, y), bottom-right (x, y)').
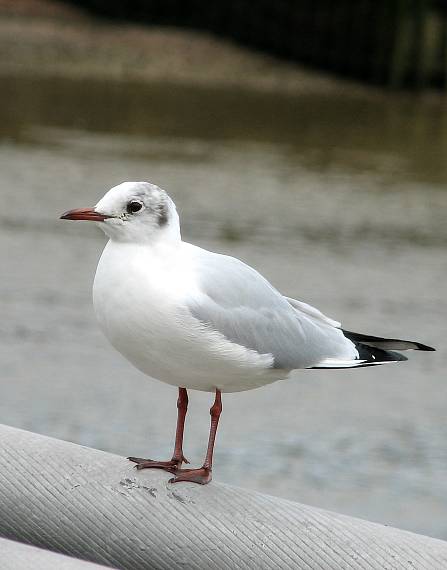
top-left (89, 181), bottom-right (369, 393)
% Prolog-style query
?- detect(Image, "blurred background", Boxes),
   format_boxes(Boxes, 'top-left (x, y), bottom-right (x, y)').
top-left (0, 0), bottom-right (446, 541)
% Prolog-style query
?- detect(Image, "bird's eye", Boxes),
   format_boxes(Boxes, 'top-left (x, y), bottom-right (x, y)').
top-left (127, 200), bottom-right (143, 214)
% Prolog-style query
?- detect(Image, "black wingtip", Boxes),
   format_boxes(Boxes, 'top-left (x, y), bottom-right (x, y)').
top-left (415, 343), bottom-right (436, 352)
top-left (342, 330), bottom-right (435, 352)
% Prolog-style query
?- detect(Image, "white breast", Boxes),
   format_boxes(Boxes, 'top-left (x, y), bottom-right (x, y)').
top-left (92, 240), bottom-right (283, 392)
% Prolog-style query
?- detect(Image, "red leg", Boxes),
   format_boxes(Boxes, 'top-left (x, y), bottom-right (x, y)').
top-left (170, 389), bottom-right (222, 485)
top-left (128, 387), bottom-right (189, 471)
top-left (171, 387), bottom-right (189, 465)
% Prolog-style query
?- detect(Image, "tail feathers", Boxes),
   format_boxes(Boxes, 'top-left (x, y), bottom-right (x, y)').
top-left (312, 344), bottom-right (407, 369)
top-left (310, 330), bottom-right (434, 370)
top-left (341, 330), bottom-right (435, 352)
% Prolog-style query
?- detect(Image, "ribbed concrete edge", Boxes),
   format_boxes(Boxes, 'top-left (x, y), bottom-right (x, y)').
top-left (0, 537), bottom-right (115, 570)
top-left (0, 424), bottom-right (446, 570)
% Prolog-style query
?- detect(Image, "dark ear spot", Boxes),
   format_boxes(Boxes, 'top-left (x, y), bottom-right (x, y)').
top-left (157, 205), bottom-right (169, 227)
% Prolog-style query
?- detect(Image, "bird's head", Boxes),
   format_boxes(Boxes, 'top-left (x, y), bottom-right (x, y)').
top-left (60, 181), bottom-right (180, 243)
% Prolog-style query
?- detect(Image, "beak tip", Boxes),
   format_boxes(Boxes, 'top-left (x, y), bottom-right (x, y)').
top-left (59, 207), bottom-right (107, 222)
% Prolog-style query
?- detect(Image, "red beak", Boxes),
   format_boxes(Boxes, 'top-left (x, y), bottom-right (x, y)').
top-left (60, 207), bottom-right (110, 222)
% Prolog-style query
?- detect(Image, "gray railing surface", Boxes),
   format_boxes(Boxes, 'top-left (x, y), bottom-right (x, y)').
top-left (0, 537), bottom-right (114, 570)
top-left (0, 423), bottom-right (446, 569)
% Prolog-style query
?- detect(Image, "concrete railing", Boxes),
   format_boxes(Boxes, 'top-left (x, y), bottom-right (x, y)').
top-left (0, 537), bottom-right (113, 570)
top-left (0, 423), bottom-right (446, 569)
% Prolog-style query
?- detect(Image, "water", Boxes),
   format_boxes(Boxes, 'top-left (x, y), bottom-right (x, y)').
top-left (0, 74), bottom-right (446, 539)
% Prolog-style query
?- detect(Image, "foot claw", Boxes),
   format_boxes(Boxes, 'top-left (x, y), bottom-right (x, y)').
top-left (127, 456), bottom-right (187, 472)
top-left (169, 467), bottom-right (212, 485)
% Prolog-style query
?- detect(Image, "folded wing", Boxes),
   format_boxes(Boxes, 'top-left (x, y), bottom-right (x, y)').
top-left (187, 250), bottom-right (359, 370)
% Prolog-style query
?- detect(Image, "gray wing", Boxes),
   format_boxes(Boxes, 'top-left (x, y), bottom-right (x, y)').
top-left (187, 249), bottom-right (357, 370)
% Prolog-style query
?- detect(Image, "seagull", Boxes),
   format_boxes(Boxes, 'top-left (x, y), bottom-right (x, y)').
top-left (61, 181), bottom-right (435, 484)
